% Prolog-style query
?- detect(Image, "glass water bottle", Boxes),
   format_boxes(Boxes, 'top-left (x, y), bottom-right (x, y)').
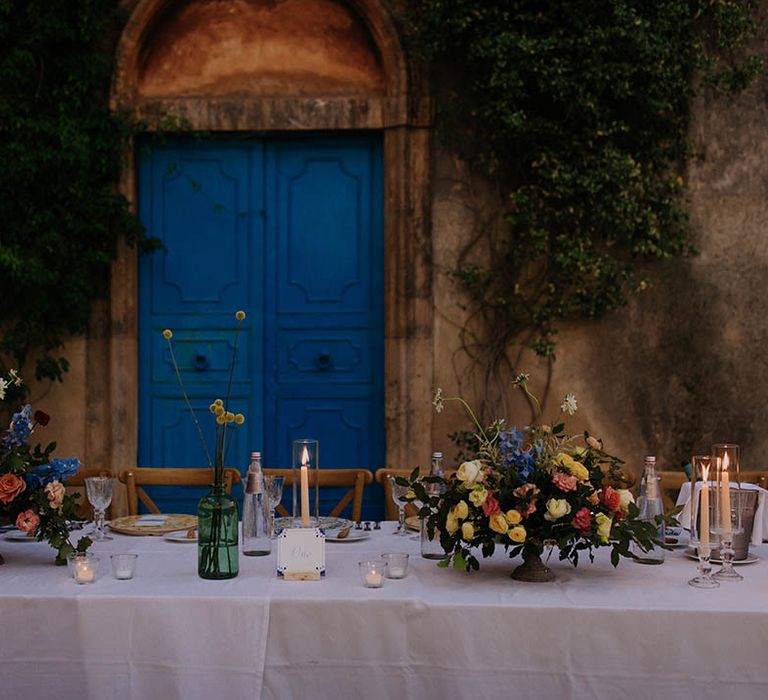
top-left (242, 451), bottom-right (271, 556)
top-left (421, 451), bottom-right (448, 560)
top-left (631, 455), bottom-right (665, 564)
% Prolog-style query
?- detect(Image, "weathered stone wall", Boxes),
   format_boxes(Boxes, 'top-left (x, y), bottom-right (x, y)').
top-left (430, 22), bottom-right (768, 477)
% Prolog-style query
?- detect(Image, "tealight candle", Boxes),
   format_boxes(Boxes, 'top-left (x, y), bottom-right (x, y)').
top-left (73, 555), bottom-right (99, 584)
top-left (359, 560), bottom-right (386, 588)
top-left (381, 552), bottom-right (410, 579)
top-left (111, 553), bottom-right (138, 580)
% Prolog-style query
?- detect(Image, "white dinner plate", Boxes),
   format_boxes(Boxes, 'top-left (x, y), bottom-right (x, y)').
top-left (165, 530), bottom-right (198, 543)
top-left (3, 529), bottom-right (40, 542)
top-left (684, 549), bottom-right (760, 565)
top-left (325, 529), bottom-right (370, 542)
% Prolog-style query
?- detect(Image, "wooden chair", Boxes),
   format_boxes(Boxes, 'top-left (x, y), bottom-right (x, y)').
top-left (263, 468), bottom-right (373, 522)
top-left (117, 467), bottom-right (242, 515)
top-left (375, 467), bottom-right (457, 521)
top-left (660, 469), bottom-right (768, 513)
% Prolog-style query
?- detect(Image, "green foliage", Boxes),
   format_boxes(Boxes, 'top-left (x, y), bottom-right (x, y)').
top-left (0, 1), bottom-right (155, 393)
top-left (401, 0), bottom-right (764, 362)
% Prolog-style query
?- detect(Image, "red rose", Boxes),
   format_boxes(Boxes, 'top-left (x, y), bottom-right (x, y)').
top-left (571, 507), bottom-right (592, 535)
top-left (481, 493), bottom-right (501, 517)
top-left (601, 486), bottom-right (621, 512)
top-left (15, 509), bottom-right (40, 535)
top-left (0, 473), bottom-right (26, 504)
top-left (34, 410), bottom-right (50, 426)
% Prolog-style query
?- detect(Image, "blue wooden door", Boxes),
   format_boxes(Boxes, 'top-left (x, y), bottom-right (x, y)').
top-left (138, 135), bottom-right (384, 516)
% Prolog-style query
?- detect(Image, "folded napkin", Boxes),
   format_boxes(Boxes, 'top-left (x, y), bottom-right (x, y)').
top-left (676, 481), bottom-right (768, 545)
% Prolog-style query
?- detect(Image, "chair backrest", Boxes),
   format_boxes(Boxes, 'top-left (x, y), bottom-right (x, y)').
top-left (263, 468), bottom-right (373, 522)
top-left (659, 469), bottom-right (768, 513)
top-left (375, 467), bottom-right (457, 521)
top-left (117, 467), bottom-right (242, 515)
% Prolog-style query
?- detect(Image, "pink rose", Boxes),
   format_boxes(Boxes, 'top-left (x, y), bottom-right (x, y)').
top-left (552, 471), bottom-right (578, 493)
top-left (601, 486), bottom-right (621, 513)
top-left (520, 502), bottom-right (537, 518)
top-left (45, 481), bottom-right (66, 510)
top-left (15, 509), bottom-right (40, 535)
top-left (481, 493), bottom-right (501, 517)
top-left (572, 507), bottom-right (592, 535)
top-left (0, 473), bottom-right (26, 504)
top-left (513, 483), bottom-right (539, 499)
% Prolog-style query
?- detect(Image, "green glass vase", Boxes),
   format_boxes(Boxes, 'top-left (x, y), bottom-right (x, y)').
top-left (198, 484), bottom-right (239, 579)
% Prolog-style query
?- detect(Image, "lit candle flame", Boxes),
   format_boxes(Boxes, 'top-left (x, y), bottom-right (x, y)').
top-left (722, 452), bottom-right (729, 472)
top-left (301, 445), bottom-right (310, 467)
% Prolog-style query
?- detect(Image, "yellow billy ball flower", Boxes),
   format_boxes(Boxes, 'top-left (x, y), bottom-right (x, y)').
top-left (214, 405), bottom-right (225, 416)
top-left (225, 411), bottom-right (235, 422)
top-left (209, 403), bottom-right (217, 413)
top-left (234, 413), bottom-right (245, 425)
top-left (162, 329), bottom-right (173, 340)
top-left (216, 414), bottom-right (226, 425)
top-left (235, 310), bottom-right (246, 321)
top-left (214, 399), bottom-right (223, 407)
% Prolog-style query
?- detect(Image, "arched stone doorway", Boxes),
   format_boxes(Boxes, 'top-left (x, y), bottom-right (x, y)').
top-left (108, 0), bottom-right (434, 484)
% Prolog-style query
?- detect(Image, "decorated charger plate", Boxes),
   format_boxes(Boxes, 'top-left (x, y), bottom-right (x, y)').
top-left (274, 516), bottom-right (353, 533)
top-left (108, 514), bottom-right (197, 536)
top-left (405, 516), bottom-right (421, 532)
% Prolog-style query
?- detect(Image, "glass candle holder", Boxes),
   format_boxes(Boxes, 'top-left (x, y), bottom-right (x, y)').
top-left (711, 443), bottom-right (743, 582)
top-left (67, 552), bottom-right (88, 578)
top-left (688, 455), bottom-right (719, 589)
top-left (292, 439), bottom-right (319, 528)
top-left (381, 552), bottom-right (409, 579)
top-left (111, 553), bottom-right (138, 580)
top-left (73, 554), bottom-right (100, 584)
top-left (359, 560), bottom-right (386, 588)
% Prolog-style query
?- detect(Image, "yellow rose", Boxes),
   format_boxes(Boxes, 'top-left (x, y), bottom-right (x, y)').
top-left (595, 512), bottom-right (613, 543)
top-left (452, 500), bottom-right (469, 520)
top-left (505, 509), bottom-right (522, 526)
top-left (469, 486), bottom-right (488, 508)
top-left (461, 521), bottom-right (475, 541)
top-left (488, 513), bottom-right (508, 534)
top-left (508, 525), bottom-right (527, 543)
top-left (544, 497), bottom-right (572, 522)
top-left (456, 459), bottom-right (485, 486)
top-left (445, 514), bottom-right (460, 535)
top-left (554, 452), bottom-right (589, 482)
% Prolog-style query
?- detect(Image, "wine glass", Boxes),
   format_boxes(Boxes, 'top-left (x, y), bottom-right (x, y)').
top-left (387, 475), bottom-right (411, 536)
top-left (85, 476), bottom-right (114, 541)
top-left (265, 476), bottom-right (284, 537)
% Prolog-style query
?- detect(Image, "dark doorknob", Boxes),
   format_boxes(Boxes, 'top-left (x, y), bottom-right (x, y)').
top-left (193, 353), bottom-right (209, 371)
top-left (315, 353), bottom-right (333, 370)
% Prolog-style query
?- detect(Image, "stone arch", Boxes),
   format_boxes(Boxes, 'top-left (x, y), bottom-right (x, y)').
top-left (108, 0), bottom-right (433, 482)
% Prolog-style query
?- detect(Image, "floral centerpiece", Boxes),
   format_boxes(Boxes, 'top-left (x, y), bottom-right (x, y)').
top-left (162, 311), bottom-right (247, 579)
top-left (0, 370), bottom-right (91, 564)
top-left (402, 375), bottom-right (664, 581)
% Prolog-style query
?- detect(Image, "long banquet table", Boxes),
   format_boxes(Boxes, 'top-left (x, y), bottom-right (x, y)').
top-left (1, 525), bottom-right (767, 700)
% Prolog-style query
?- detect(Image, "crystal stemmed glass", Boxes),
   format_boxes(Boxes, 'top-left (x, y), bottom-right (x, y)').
top-left (387, 475), bottom-right (411, 536)
top-left (265, 476), bottom-right (284, 538)
top-left (85, 476), bottom-right (114, 541)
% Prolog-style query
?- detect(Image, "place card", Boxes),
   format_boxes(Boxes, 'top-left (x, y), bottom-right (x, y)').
top-left (277, 527), bottom-right (325, 580)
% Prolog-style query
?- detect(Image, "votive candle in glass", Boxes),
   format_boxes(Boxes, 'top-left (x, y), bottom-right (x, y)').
top-left (359, 560), bottom-right (386, 588)
top-left (111, 553), bottom-right (138, 580)
top-left (73, 554), bottom-right (99, 584)
top-left (381, 552), bottom-right (409, 579)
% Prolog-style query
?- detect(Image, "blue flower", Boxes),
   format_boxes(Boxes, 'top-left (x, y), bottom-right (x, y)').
top-left (26, 458), bottom-right (80, 488)
top-left (2, 404), bottom-right (33, 447)
top-left (498, 427), bottom-right (536, 482)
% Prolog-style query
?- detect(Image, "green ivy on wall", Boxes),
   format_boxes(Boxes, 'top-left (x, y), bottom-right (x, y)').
top-left (0, 0), bottom-right (155, 399)
top-left (401, 1), bottom-right (764, 367)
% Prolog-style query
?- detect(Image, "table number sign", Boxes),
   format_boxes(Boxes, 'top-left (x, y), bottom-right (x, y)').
top-left (277, 528), bottom-right (326, 580)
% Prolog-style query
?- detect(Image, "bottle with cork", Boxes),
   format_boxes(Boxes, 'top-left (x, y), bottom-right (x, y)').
top-left (242, 451), bottom-right (271, 556)
top-left (631, 455), bottom-right (665, 564)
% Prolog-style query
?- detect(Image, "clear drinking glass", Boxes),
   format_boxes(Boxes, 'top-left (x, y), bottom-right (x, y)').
top-left (85, 476), bottom-right (114, 541)
top-left (387, 475), bottom-right (410, 536)
top-left (265, 476), bottom-right (284, 538)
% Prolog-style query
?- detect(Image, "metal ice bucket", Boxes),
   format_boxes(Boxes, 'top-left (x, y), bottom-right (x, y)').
top-left (705, 488), bottom-right (759, 560)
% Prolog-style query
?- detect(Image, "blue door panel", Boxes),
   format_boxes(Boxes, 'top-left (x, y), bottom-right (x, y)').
top-left (139, 134), bottom-right (383, 518)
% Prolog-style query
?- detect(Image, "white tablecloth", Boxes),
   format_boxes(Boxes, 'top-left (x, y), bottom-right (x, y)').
top-left (2, 526), bottom-right (768, 700)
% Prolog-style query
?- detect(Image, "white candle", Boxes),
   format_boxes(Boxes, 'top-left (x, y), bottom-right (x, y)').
top-left (387, 566), bottom-right (405, 578)
top-left (699, 466), bottom-right (710, 549)
top-left (300, 454), bottom-right (310, 528)
top-left (365, 572), bottom-right (383, 586)
top-left (74, 559), bottom-right (95, 583)
top-left (721, 453), bottom-right (732, 538)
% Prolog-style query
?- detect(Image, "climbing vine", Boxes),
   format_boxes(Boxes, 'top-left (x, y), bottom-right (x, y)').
top-left (401, 1), bottom-right (764, 379)
top-left (0, 1), bottom-right (155, 401)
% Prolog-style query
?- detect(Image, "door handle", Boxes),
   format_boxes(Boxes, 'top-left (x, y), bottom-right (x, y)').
top-left (193, 353), bottom-right (209, 371)
top-left (315, 353), bottom-right (333, 371)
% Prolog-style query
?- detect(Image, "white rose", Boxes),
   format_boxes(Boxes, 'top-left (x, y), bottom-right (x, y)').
top-left (456, 460), bottom-right (484, 486)
top-left (617, 489), bottom-right (634, 513)
top-left (543, 498), bottom-right (572, 522)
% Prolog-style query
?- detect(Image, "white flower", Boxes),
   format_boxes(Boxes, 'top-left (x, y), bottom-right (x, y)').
top-left (8, 369), bottom-right (22, 386)
top-left (456, 459), bottom-right (484, 486)
top-left (543, 498), bottom-right (572, 522)
top-left (432, 388), bottom-right (444, 414)
top-left (617, 489), bottom-right (634, 513)
top-left (512, 372), bottom-right (530, 386)
top-left (0, 378), bottom-right (7, 401)
top-left (560, 393), bottom-right (578, 415)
